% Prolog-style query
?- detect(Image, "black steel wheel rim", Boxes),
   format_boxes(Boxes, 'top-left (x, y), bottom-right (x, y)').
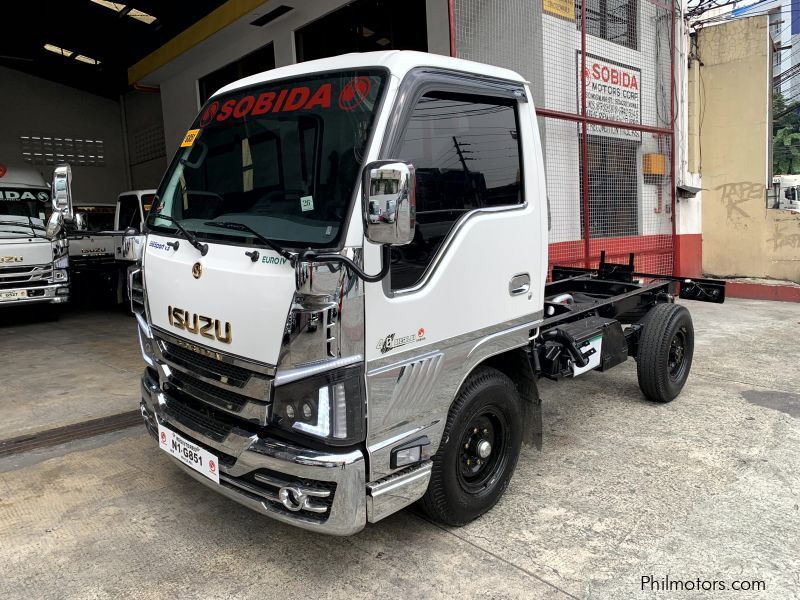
top-left (456, 406), bottom-right (509, 495)
top-left (668, 326), bottom-right (688, 380)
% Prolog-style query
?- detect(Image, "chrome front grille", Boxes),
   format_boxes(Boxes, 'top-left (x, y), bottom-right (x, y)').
top-left (153, 329), bottom-right (274, 425)
top-left (70, 254), bottom-right (116, 269)
top-left (0, 263), bottom-right (52, 290)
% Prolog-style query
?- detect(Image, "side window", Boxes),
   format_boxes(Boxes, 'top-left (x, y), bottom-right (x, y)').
top-left (390, 91), bottom-right (523, 290)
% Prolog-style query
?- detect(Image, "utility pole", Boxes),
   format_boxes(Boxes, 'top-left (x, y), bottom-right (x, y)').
top-left (452, 136), bottom-right (480, 206)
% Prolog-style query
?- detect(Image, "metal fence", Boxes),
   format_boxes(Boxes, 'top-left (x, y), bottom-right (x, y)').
top-left (453, 0), bottom-right (677, 275)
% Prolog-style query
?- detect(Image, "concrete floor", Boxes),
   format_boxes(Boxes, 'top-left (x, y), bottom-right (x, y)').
top-left (0, 298), bottom-right (798, 599)
top-left (0, 305), bottom-right (141, 438)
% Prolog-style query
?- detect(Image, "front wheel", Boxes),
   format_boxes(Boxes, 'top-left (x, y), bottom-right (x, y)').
top-left (420, 366), bottom-right (523, 526)
top-left (636, 303), bottom-right (694, 402)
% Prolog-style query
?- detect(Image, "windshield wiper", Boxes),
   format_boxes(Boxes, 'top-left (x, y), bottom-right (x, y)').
top-left (152, 214), bottom-right (208, 256)
top-left (203, 221), bottom-right (294, 261)
top-left (0, 219), bottom-right (45, 237)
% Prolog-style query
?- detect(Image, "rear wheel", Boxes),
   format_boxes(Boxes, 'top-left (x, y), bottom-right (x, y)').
top-left (636, 303), bottom-right (694, 402)
top-left (420, 367), bottom-right (523, 526)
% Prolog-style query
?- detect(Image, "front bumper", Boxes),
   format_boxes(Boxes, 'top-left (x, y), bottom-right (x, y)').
top-left (140, 368), bottom-right (368, 535)
top-left (0, 283), bottom-right (69, 306)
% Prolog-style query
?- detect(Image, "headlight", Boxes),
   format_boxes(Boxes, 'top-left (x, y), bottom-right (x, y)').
top-left (272, 366), bottom-right (364, 445)
top-left (53, 269), bottom-right (68, 282)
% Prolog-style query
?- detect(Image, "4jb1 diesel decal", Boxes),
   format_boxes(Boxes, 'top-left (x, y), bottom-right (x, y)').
top-left (199, 76), bottom-right (374, 127)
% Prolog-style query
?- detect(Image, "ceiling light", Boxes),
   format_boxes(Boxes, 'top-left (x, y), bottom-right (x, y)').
top-left (362, 26), bottom-right (374, 38)
top-left (43, 44), bottom-right (74, 58)
top-left (376, 37), bottom-right (391, 46)
top-left (128, 8), bottom-right (157, 24)
top-left (74, 54), bottom-right (101, 65)
top-left (90, 0), bottom-right (125, 12)
top-left (89, 0), bottom-right (156, 24)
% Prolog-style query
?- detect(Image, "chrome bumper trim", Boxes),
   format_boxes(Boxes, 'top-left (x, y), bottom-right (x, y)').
top-left (0, 283), bottom-right (69, 306)
top-left (366, 461), bottom-right (433, 523)
top-left (140, 369), bottom-right (367, 536)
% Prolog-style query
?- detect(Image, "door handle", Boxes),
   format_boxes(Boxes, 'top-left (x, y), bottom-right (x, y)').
top-left (509, 273), bottom-right (530, 296)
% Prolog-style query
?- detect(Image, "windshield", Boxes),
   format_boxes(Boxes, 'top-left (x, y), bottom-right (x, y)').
top-left (148, 70), bottom-right (386, 249)
top-left (0, 187), bottom-right (49, 237)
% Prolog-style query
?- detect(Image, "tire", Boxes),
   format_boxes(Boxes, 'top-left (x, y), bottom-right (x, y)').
top-left (636, 303), bottom-right (694, 402)
top-left (420, 366), bottom-right (523, 526)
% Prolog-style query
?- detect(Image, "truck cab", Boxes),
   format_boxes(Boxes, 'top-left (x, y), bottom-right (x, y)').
top-left (135, 51), bottom-right (722, 536)
top-left (0, 163), bottom-right (72, 310)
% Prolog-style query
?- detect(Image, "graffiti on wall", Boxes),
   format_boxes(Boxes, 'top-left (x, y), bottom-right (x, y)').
top-left (766, 219), bottom-right (800, 252)
top-left (714, 182), bottom-right (763, 226)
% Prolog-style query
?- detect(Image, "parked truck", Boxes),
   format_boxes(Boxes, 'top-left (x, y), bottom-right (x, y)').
top-left (67, 189), bottom-right (156, 304)
top-left (0, 163), bottom-right (73, 312)
top-left (134, 52), bottom-right (725, 535)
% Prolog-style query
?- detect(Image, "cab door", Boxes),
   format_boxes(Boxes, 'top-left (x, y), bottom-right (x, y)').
top-left (363, 72), bottom-right (547, 480)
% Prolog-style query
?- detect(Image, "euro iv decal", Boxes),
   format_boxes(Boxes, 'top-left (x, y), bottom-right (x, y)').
top-left (168, 306), bottom-right (232, 344)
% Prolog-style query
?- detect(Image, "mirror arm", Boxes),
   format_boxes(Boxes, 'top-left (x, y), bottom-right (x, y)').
top-left (297, 244), bottom-right (391, 283)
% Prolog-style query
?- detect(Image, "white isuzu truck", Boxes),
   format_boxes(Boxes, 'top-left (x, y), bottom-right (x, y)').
top-left (135, 52), bottom-right (725, 535)
top-left (0, 163), bottom-right (73, 311)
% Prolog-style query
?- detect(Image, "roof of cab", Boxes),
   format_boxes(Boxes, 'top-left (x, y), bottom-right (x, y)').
top-left (213, 50), bottom-right (525, 99)
top-left (0, 163), bottom-right (49, 189)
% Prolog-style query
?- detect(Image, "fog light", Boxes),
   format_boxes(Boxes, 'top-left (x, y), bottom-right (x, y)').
top-left (285, 404), bottom-right (295, 419)
top-left (56, 287), bottom-right (69, 295)
top-left (390, 436), bottom-right (432, 469)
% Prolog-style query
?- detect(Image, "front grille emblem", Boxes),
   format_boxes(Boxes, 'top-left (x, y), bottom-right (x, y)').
top-left (192, 262), bottom-right (203, 279)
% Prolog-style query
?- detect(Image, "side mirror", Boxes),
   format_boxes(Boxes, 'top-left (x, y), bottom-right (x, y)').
top-left (124, 226), bottom-right (139, 236)
top-left (74, 212), bottom-right (89, 232)
top-left (52, 164), bottom-right (74, 218)
top-left (46, 211), bottom-right (64, 238)
top-left (362, 161), bottom-right (415, 246)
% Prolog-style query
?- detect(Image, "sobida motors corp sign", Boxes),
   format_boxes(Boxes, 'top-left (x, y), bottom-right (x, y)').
top-left (576, 53), bottom-right (642, 140)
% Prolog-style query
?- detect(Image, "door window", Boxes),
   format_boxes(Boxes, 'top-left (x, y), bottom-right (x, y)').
top-left (390, 92), bottom-right (523, 290)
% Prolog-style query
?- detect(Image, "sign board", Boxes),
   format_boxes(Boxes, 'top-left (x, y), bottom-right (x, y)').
top-left (544, 0), bottom-right (575, 20)
top-left (576, 53), bottom-right (642, 140)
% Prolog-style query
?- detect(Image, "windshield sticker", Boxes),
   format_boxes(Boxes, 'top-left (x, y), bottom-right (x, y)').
top-left (201, 77), bottom-right (376, 127)
top-left (338, 77), bottom-right (372, 111)
top-left (0, 189), bottom-right (49, 201)
top-left (300, 195), bottom-right (314, 212)
top-left (181, 129), bottom-right (200, 147)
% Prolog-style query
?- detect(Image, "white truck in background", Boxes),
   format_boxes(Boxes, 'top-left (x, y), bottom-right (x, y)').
top-left (771, 174), bottom-right (800, 212)
top-left (134, 51), bottom-right (725, 535)
top-left (0, 163), bottom-right (73, 313)
top-left (67, 189), bottom-right (155, 304)
top-left (115, 189), bottom-right (155, 263)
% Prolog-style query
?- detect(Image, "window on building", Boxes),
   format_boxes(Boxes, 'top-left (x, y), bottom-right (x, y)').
top-left (295, 0), bottom-right (427, 63)
top-left (198, 43), bottom-right (275, 105)
top-left (390, 92), bottom-right (523, 290)
top-left (580, 135), bottom-right (639, 238)
top-left (575, 0), bottom-right (638, 51)
top-left (20, 135), bottom-right (105, 166)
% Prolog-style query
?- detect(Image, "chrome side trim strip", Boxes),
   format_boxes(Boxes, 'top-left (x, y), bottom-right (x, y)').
top-left (274, 354), bottom-right (364, 387)
top-left (366, 461), bottom-right (433, 523)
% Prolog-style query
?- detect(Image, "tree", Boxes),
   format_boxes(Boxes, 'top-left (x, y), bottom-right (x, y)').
top-left (773, 92), bottom-right (800, 174)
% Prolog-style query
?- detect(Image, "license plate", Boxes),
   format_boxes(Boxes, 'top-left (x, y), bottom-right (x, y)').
top-left (0, 290), bottom-right (26, 301)
top-left (158, 424), bottom-right (220, 484)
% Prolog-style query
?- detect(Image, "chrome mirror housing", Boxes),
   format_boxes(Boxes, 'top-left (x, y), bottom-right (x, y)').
top-left (362, 161), bottom-right (415, 246)
top-left (45, 211), bottom-right (63, 238)
top-left (51, 164), bottom-right (74, 218)
top-left (73, 211), bottom-right (89, 232)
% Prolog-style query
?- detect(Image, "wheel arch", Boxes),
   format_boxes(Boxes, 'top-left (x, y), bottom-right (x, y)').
top-left (459, 347), bottom-right (542, 449)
